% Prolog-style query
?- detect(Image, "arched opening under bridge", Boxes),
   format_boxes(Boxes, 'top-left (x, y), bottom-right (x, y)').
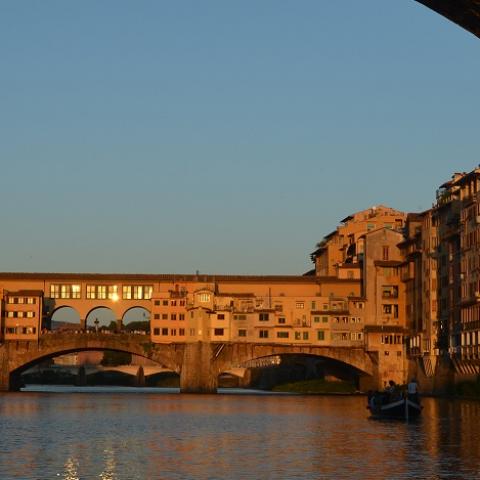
top-left (219, 353), bottom-right (370, 392)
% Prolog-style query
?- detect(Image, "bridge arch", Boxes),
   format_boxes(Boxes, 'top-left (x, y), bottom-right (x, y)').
top-left (121, 306), bottom-right (150, 330)
top-left (215, 343), bottom-right (377, 390)
top-left (1, 333), bottom-right (183, 390)
top-left (49, 305), bottom-right (81, 331)
top-left (85, 306), bottom-right (117, 331)
top-left (220, 352), bottom-right (370, 390)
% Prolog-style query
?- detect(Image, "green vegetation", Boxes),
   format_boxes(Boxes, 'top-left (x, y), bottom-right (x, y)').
top-left (271, 379), bottom-right (356, 394)
top-left (124, 321), bottom-right (150, 332)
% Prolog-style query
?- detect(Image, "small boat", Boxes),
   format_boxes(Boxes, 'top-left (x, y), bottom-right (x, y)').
top-left (367, 392), bottom-right (422, 420)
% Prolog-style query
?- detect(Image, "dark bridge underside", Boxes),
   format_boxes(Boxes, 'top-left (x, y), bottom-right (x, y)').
top-left (416, 0), bottom-right (480, 38)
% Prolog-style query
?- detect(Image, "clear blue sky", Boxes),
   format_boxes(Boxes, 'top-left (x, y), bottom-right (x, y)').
top-left (1, 1), bottom-right (479, 275)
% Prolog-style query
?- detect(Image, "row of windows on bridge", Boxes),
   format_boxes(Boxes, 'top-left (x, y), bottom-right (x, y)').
top-left (150, 312), bottom-right (363, 324)
top-left (49, 284), bottom-right (153, 300)
top-left (151, 328), bottom-right (362, 342)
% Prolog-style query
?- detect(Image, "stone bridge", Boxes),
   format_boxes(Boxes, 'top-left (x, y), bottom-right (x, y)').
top-left (0, 333), bottom-right (379, 392)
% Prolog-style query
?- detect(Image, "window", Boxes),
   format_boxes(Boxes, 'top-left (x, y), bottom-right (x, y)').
top-left (171, 300), bottom-right (177, 306)
top-left (179, 328), bottom-right (185, 336)
top-left (234, 314), bottom-right (247, 321)
top-left (162, 328), bottom-right (168, 336)
top-left (189, 328), bottom-right (196, 336)
top-left (295, 302), bottom-right (304, 309)
top-left (50, 285), bottom-right (60, 298)
top-left (179, 314), bottom-right (185, 321)
top-left (98, 285), bottom-right (107, 300)
top-left (238, 329), bottom-right (247, 337)
top-left (163, 300), bottom-right (169, 306)
top-left (382, 285), bottom-right (398, 298)
top-left (383, 304), bottom-right (392, 314)
top-left (154, 300), bottom-right (160, 306)
top-left (123, 285), bottom-right (153, 300)
top-left (303, 332), bottom-right (309, 340)
top-left (277, 331), bottom-right (289, 339)
top-left (295, 332), bottom-right (301, 340)
top-left (322, 316), bottom-right (329, 323)
top-left (278, 317), bottom-right (286, 324)
top-left (311, 301), bottom-right (316, 310)
top-left (108, 285), bottom-right (118, 300)
top-left (214, 328), bottom-right (224, 336)
top-left (26, 311), bottom-right (35, 318)
top-left (259, 313), bottom-right (269, 321)
top-left (86, 285), bottom-right (96, 299)
top-left (179, 300), bottom-right (186, 306)
top-left (133, 286), bottom-right (143, 300)
top-left (313, 316), bottom-right (320, 323)
top-left (145, 286), bottom-right (153, 299)
top-left (61, 284), bottom-right (69, 299)
top-left (171, 314), bottom-right (177, 320)
top-left (50, 284), bottom-right (80, 299)
top-left (153, 328), bottom-right (160, 335)
top-left (217, 314), bottom-right (225, 320)
top-left (154, 314), bottom-right (160, 320)
top-left (259, 330), bottom-right (269, 339)
top-left (162, 314), bottom-right (168, 320)
top-left (171, 329), bottom-right (177, 336)
top-left (382, 246), bottom-right (389, 261)
top-left (199, 293), bottom-right (211, 302)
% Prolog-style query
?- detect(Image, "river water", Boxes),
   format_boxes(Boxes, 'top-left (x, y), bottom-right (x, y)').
top-left (1, 387), bottom-right (479, 480)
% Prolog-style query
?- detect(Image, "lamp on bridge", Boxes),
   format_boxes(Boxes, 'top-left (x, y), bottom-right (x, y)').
top-left (94, 317), bottom-right (99, 333)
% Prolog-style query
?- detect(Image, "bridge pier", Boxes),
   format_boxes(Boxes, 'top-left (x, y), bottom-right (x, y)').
top-left (180, 342), bottom-right (217, 393)
top-left (0, 348), bottom-right (10, 391)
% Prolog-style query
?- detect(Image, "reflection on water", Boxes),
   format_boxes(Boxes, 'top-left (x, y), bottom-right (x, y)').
top-left (0, 388), bottom-right (479, 479)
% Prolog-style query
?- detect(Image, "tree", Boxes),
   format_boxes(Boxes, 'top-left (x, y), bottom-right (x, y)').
top-left (124, 321), bottom-right (150, 333)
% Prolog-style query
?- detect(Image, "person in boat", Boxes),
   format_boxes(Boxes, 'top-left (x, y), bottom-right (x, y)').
top-left (386, 380), bottom-right (404, 402)
top-left (407, 377), bottom-right (419, 404)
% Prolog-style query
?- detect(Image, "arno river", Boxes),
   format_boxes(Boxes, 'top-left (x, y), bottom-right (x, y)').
top-left (1, 387), bottom-right (479, 479)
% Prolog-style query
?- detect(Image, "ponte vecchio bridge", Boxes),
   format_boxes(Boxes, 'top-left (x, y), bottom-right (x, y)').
top-left (0, 271), bottom-right (383, 392)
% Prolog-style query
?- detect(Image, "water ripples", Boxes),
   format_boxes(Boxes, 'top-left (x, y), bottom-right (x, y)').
top-left (0, 389), bottom-right (479, 479)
